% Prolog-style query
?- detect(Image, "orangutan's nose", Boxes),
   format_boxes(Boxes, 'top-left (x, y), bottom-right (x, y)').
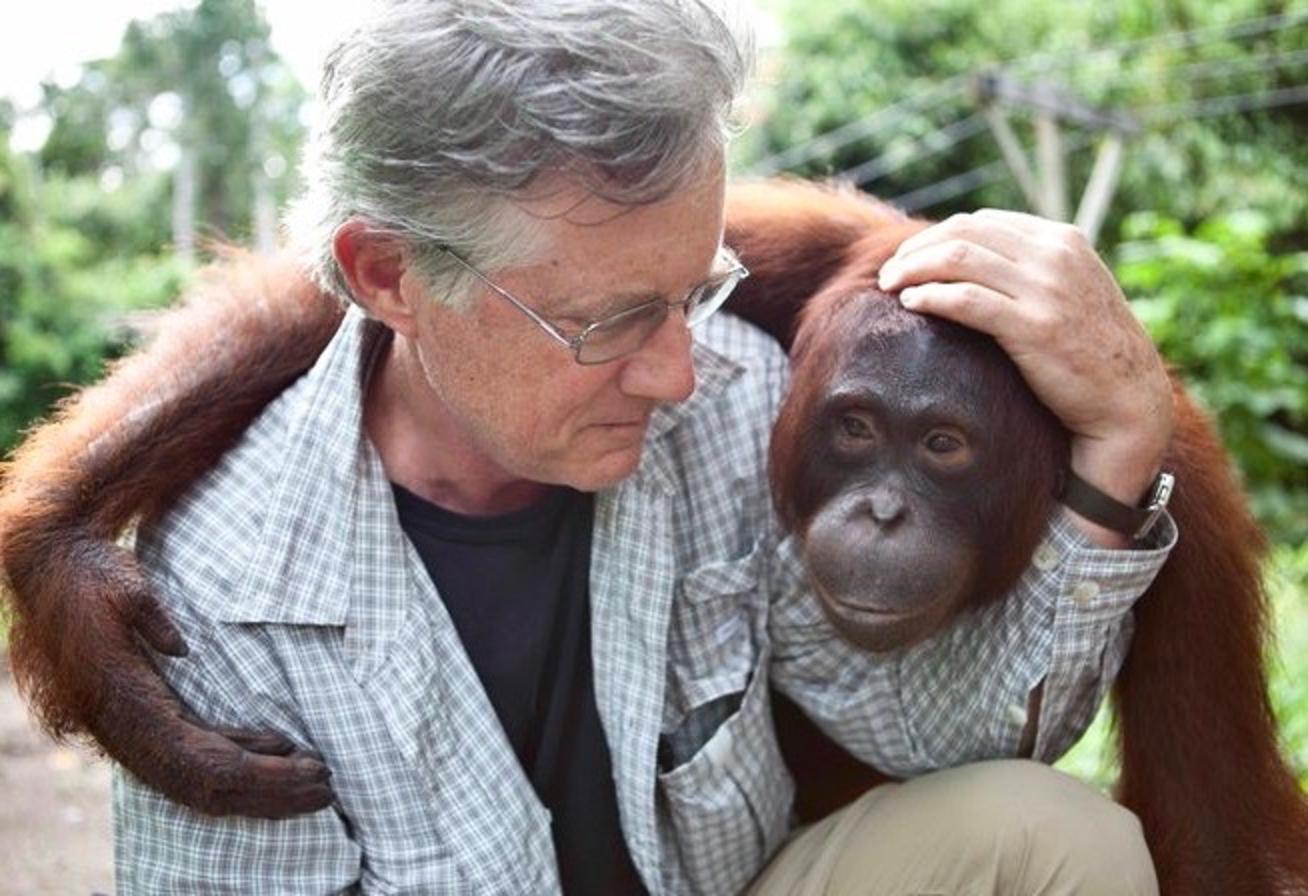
top-left (866, 487), bottom-right (907, 528)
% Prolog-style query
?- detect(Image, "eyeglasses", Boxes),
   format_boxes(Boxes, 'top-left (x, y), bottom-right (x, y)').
top-left (440, 244), bottom-right (749, 365)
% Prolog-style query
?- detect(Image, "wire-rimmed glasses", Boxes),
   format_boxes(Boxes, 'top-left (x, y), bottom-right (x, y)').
top-left (441, 245), bottom-right (749, 365)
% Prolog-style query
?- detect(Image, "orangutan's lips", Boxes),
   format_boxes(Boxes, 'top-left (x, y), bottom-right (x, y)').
top-left (813, 576), bottom-right (946, 624)
top-left (828, 597), bottom-right (915, 621)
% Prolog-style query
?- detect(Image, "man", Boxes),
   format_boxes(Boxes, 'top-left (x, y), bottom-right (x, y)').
top-left (2, 1), bottom-right (1175, 893)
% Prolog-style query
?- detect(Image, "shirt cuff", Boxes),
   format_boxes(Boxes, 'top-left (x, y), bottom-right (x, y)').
top-left (1038, 508), bottom-right (1178, 625)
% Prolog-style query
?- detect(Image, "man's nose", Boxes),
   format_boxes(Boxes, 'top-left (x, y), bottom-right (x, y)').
top-left (620, 312), bottom-right (696, 404)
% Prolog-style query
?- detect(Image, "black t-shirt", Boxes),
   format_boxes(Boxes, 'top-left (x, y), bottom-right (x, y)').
top-left (392, 483), bottom-right (646, 896)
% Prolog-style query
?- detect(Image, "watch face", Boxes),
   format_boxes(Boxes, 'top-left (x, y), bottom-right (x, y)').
top-left (1133, 471), bottom-right (1176, 541)
top-left (1153, 472), bottom-right (1176, 508)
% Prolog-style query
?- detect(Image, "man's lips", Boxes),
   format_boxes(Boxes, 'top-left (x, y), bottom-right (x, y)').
top-left (591, 413), bottom-right (652, 429)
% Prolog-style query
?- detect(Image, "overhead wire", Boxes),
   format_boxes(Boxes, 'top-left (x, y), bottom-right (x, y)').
top-left (749, 10), bottom-right (1308, 211)
top-left (834, 112), bottom-right (988, 187)
top-left (887, 158), bottom-right (1010, 213)
top-left (1140, 83), bottom-right (1308, 122)
top-left (749, 10), bottom-right (1308, 177)
top-left (889, 81), bottom-right (1308, 214)
top-left (1106, 47), bottom-right (1308, 87)
top-left (1013, 9), bottom-right (1308, 77)
top-left (748, 75), bottom-right (966, 176)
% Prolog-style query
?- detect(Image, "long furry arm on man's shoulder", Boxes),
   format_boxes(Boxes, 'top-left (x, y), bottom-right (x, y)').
top-left (0, 251), bottom-right (342, 817)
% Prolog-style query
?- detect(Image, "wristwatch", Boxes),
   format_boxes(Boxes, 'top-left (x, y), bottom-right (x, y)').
top-left (1059, 469), bottom-right (1175, 541)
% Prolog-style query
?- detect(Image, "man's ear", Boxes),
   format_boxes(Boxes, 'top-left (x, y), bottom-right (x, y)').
top-left (333, 220), bottom-right (421, 337)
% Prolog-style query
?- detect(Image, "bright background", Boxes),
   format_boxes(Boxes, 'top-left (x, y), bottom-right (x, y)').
top-left (0, 7), bottom-right (1304, 884)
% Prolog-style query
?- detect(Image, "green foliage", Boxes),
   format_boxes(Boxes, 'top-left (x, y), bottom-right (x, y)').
top-left (0, 140), bottom-right (184, 453)
top-left (30, 0), bottom-right (306, 244)
top-left (38, 75), bottom-right (114, 177)
top-left (0, 0), bottom-right (305, 455)
top-left (1117, 210), bottom-right (1308, 542)
top-left (739, 0), bottom-right (1308, 230)
top-left (1269, 542), bottom-right (1308, 789)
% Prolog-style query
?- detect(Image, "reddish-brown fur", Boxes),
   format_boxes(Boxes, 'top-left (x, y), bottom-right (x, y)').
top-left (0, 251), bottom-right (342, 816)
top-left (0, 181), bottom-right (1305, 892)
top-left (1115, 386), bottom-right (1308, 894)
top-left (723, 179), bottom-right (918, 352)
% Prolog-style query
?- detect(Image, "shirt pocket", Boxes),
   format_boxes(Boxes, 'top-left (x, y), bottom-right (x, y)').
top-left (657, 639), bottom-right (793, 895)
top-left (666, 545), bottom-right (764, 726)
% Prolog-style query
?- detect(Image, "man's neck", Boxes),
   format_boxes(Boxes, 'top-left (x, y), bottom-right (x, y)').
top-left (364, 333), bottom-right (551, 516)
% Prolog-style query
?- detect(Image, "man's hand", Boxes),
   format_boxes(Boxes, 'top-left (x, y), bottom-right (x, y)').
top-left (877, 210), bottom-right (1174, 546)
top-left (5, 530), bottom-right (333, 818)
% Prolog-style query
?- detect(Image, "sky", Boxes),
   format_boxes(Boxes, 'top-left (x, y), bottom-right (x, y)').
top-left (0, 0), bottom-right (347, 108)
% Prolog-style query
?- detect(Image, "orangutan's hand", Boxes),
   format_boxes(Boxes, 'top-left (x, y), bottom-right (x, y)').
top-left (5, 531), bottom-right (333, 818)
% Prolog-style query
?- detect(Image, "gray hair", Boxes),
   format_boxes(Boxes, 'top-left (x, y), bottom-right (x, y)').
top-left (288, 0), bottom-right (753, 308)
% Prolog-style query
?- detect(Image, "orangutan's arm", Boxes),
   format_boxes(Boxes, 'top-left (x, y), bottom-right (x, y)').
top-left (0, 251), bottom-right (344, 817)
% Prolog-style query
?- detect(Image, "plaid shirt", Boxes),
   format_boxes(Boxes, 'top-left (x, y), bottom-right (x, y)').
top-left (114, 307), bottom-right (1175, 895)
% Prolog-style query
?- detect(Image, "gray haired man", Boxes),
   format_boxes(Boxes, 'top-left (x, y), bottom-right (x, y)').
top-left (106, 1), bottom-right (1173, 892)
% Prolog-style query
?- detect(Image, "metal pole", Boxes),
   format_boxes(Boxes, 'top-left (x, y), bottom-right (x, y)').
top-left (1074, 134), bottom-right (1126, 245)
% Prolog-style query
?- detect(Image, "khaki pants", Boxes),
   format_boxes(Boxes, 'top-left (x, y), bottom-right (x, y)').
top-left (749, 759), bottom-right (1158, 896)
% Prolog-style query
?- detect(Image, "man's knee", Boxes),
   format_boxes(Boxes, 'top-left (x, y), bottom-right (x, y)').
top-left (940, 759), bottom-right (1158, 895)
top-left (790, 759), bottom-right (1158, 896)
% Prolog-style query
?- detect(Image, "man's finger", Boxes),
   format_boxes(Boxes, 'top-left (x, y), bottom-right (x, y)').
top-left (879, 238), bottom-right (1029, 298)
top-left (885, 211), bottom-right (1046, 273)
top-left (897, 281), bottom-right (1025, 341)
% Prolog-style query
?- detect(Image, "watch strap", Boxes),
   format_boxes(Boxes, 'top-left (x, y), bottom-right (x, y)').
top-left (1059, 469), bottom-right (1175, 541)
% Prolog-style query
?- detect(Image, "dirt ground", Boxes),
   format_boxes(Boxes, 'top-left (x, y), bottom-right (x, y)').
top-left (0, 651), bottom-right (114, 895)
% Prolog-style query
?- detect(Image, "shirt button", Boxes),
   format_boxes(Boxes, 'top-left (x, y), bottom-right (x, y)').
top-left (1006, 703), bottom-right (1029, 728)
top-left (1070, 581), bottom-right (1101, 606)
top-left (1033, 542), bottom-right (1061, 571)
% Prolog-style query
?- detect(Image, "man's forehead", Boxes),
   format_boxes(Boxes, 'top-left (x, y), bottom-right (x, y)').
top-left (495, 178), bottom-right (726, 315)
top-left (517, 186), bottom-right (647, 229)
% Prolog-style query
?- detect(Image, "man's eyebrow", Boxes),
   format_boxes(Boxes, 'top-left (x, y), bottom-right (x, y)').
top-left (551, 252), bottom-right (728, 320)
top-left (552, 286), bottom-right (664, 322)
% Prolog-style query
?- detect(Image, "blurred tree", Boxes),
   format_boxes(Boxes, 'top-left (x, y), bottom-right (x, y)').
top-left (0, 117), bottom-right (187, 453)
top-left (1, 0), bottom-right (307, 454)
top-left (739, 0), bottom-right (1308, 234)
top-left (34, 0), bottom-right (307, 256)
top-left (1119, 209), bottom-right (1308, 541)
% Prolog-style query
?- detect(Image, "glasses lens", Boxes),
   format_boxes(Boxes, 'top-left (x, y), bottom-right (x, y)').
top-left (576, 300), bottom-right (668, 365)
top-left (573, 263), bottom-right (748, 365)
top-left (686, 268), bottom-right (745, 327)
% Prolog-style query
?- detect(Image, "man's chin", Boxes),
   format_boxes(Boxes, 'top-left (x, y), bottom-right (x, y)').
top-left (564, 444), bottom-right (646, 492)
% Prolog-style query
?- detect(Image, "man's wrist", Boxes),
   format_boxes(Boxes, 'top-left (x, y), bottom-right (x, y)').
top-left (1065, 436), bottom-right (1168, 548)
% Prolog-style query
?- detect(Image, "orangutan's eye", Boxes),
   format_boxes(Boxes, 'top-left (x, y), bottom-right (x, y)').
top-left (921, 428), bottom-right (974, 471)
top-left (925, 432), bottom-right (963, 454)
top-left (841, 413), bottom-right (874, 440)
